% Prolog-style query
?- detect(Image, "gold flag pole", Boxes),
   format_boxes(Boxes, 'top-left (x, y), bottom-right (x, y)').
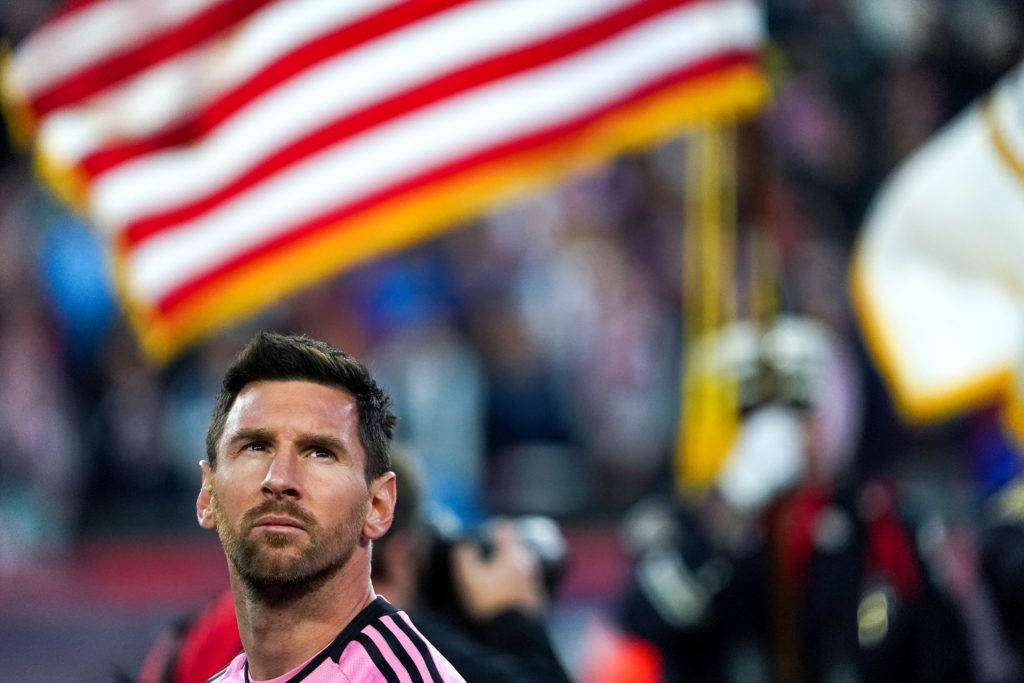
top-left (675, 121), bottom-right (740, 497)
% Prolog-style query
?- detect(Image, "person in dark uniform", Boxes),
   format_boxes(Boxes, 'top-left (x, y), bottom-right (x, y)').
top-left (585, 316), bottom-right (974, 683)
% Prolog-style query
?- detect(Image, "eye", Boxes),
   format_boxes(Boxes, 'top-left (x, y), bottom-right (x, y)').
top-left (310, 447), bottom-right (336, 460)
top-left (243, 442), bottom-right (266, 452)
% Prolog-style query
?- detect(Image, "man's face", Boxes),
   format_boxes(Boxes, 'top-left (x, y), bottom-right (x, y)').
top-left (198, 380), bottom-right (381, 589)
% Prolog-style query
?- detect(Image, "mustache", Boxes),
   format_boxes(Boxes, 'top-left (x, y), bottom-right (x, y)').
top-left (241, 499), bottom-right (316, 530)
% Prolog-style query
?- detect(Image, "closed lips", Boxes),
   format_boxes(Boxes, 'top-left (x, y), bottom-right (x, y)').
top-left (255, 515), bottom-right (304, 529)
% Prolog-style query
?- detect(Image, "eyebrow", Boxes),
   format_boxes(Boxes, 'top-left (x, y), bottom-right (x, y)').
top-left (225, 428), bottom-right (349, 455)
top-left (225, 427), bottom-right (274, 448)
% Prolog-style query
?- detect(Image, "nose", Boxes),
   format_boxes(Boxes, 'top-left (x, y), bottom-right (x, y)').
top-left (261, 449), bottom-right (301, 499)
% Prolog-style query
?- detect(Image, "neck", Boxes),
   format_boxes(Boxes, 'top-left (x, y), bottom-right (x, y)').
top-left (231, 553), bottom-right (376, 681)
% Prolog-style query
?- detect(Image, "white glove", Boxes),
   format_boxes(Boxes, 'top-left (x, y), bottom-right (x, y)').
top-left (716, 404), bottom-right (807, 513)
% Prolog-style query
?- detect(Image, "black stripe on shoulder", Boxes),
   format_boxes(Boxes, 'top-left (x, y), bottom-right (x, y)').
top-left (372, 622), bottom-right (425, 683)
top-left (324, 596), bottom-right (399, 662)
top-left (391, 614), bottom-right (444, 683)
top-left (276, 651), bottom-right (327, 683)
top-left (356, 632), bottom-right (401, 683)
top-left (283, 598), bottom-right (397, 683)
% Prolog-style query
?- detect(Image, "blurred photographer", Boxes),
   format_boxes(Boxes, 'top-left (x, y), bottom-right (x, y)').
top-left (139, 448), bottom-right (571, 683)
top-left (372, 450), bottom-right (571, 683)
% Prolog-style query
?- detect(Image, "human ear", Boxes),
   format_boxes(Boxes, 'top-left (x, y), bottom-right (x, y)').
top-left (196, 460), bottom-right (217, 530)
top-left (363, 471), bottom-right (396, 540)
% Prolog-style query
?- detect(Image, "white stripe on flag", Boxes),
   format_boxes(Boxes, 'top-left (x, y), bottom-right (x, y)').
top-left (10, 0), bottom-right (225, 96)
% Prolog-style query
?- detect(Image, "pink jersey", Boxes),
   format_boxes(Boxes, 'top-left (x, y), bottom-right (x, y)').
top-left (207, 597), bottom-right (465, 683)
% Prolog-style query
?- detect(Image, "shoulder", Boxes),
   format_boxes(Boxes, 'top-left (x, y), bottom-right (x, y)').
top-left (329, 598), bottom-right (466, 682)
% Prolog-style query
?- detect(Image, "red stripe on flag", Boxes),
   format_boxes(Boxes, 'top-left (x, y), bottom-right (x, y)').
top-left (118, 0), bottom-right (704, 249)
top-left (152, 50), bottom-right (757, 316)
top-left (29, 0), bottom-right (279, 119)
top-left (80, 0), bottom-right (473, 177)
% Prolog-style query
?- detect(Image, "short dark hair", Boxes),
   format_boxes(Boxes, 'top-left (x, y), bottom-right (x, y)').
top-left (205, 331), bottom-right (396, 481)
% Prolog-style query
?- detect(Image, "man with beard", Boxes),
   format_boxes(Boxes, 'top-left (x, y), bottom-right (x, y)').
top-left (196, 331), bottom-right (465, 682)
top-left (139, 444), bottom-right (569, 683)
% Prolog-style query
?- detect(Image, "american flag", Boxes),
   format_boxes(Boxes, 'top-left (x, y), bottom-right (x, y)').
top-left (4, 0), bottom-right (767, 361)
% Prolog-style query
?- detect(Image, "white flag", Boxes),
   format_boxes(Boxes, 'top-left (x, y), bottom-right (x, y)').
top-left (851, 62), bottom-right (1024, 425)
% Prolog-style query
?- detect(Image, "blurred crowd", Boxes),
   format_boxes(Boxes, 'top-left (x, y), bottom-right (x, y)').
top-left (3, 0), bottom-right (1024, 680)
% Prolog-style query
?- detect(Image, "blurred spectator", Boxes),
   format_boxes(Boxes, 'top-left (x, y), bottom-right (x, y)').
top-left (0, 169), bottom-right (84, 567)
top-left (470, 290), bottom-right (586, 517)
top-left (95, 324), bottom-right (170, 496)
top-left (514, 207), bottom-right (679, 509)
top-left (978, 471), bottom-right (1024, 678)
top-left (363, 255), bottom-right (489, 525)
top-left (36, 211), bottom-right (118, 366)
top-left (0, 293), bottom-right (83, 567)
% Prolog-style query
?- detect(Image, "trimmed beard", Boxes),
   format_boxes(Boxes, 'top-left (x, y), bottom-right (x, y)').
top-left (214, 493), bottom-right (369, 602)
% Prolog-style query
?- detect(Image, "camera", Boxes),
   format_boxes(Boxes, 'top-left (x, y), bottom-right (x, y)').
top-left (418, 513), bottom-right (568, 621)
